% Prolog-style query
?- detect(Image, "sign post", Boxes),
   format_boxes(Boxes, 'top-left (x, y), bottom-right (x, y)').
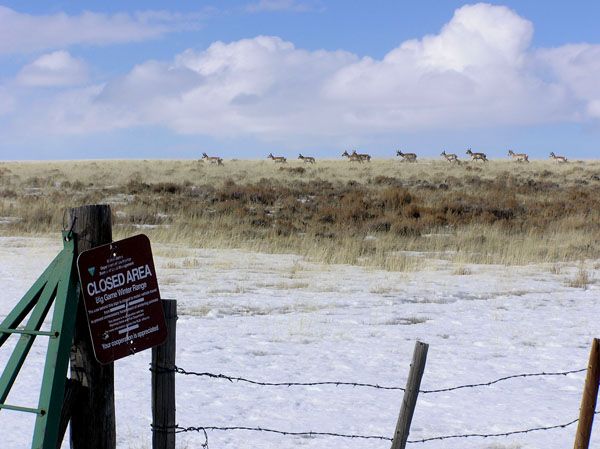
top-left (69, 204), bottom-right (115, 449)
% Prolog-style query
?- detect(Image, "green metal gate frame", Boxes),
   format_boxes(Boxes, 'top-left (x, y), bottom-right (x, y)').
top-left (0, 231), bottom-right (80, 449)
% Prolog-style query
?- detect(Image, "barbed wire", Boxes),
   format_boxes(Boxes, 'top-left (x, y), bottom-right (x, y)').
top-left (151, 364), bottom-right (586, 394)
top-left (153, 424), bottom-right (209, 448)
top-left (155, 414), bottom-right (598, 446)
top-left (152, 365), bottom-right (405, 390)
top-left (406, 417), bottom-right (584, 443)
top-left (420, 368), bottom-right (587, 394)
top-left (172, 425), bottom-right (393, 441)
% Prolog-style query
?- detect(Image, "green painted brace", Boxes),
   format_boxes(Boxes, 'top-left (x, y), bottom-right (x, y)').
top-left (0, 231), bottom-right (80, 449)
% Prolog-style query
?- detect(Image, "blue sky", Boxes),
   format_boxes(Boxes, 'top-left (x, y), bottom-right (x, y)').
top-left (0, 1), bottom-right (599, 160)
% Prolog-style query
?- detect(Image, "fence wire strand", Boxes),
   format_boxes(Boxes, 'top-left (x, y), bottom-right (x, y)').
top-left (420, 368), bottom-right (587, 393)
top-left (158, 365), bottom-right (405, 390)
top-left (173, 425), bottom-right (392, 441)
top-left (406, 418), bottom-right (582, 443)
top-left (156, 414), bottom-right (598, 446)
top-left (152, 364), bottom-right (586, 394)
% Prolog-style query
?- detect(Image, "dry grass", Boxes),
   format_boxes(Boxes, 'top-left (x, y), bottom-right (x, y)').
top-left (1, 159), bottom-right (600, 270)
top-left (453, 265), bottom-right (472, 275)
top-left (566, 266), bottom-right (592, 289)
top-left (549, 264), bottom-right (562, 275)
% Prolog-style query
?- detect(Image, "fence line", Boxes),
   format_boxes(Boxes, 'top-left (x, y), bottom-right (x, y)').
top-left (151, 364), bottom-right (586, 394)
top-left (150, 363), bottom-right (593, 446)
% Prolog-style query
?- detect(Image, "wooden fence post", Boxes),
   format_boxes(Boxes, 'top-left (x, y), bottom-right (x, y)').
top-left (391, 341), bottom-right (429, 449)
top-left (68, 205), bottom-right (116, 449)
top-left (57, 379), bottom-right (84, 447)
top-left (152, 299), bottom-right (177, 449)
top-left (574, 338), bottom-right (600, 449)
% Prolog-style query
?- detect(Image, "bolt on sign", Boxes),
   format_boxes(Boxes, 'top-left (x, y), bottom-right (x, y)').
top-left (77, 234), bottom-right (167, 364)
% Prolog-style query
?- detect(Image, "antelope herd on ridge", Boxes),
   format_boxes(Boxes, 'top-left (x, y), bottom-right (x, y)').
top-left (199, 149), bottom-right (572, 165)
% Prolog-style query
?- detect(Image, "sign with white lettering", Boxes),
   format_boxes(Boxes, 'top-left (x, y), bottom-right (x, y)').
top-left (77, 234), bottom-right (167, 364)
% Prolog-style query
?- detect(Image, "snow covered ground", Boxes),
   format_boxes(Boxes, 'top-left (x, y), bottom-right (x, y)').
top-left (0, 236), bottom-right (599, 449)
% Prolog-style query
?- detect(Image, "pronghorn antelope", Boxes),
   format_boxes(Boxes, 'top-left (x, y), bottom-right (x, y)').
top-left (549, 152), bottom-right (568, 163)
top-left (267, 153), bottom-right (287, 163)
top-left (342, 150), bottom-right (363, 162)
top-left (396, 150), bottom-right (417, 162)
top-left (202, 152), bottom-right (224, 165)
top-left (466, 148), bottom-right (488, 162)
top-left (298, 154), bottom-right (316, 164)
top-left (440, 150), bottom-right (458, 163)
top-left (508, 150), bottom-right (529, 163)
top-left (351, 150), bottom-right (371, 162)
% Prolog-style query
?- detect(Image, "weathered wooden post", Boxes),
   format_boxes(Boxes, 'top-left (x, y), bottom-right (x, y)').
top-left (68, 205), bottom-right (116, 449)
top-left (391, 341), bottom-right (429, 449)
top-left (573, 338), bottom-right (600, 449)
top-left (152, 300), bottom-right (177, 449)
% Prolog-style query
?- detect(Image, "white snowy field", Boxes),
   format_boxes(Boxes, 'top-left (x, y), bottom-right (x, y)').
top-left (0, 235), bottom-right (598, 449)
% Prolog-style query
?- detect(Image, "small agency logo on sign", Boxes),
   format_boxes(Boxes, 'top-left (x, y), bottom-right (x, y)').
top-left (77, 234), bottom-right (167, 364)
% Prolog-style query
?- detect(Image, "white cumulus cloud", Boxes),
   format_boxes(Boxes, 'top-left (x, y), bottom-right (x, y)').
top-left (3, 3), bottom-right (600, 144)
top-left (537, 44), bottom-right (600, 120)
top-left (17, 51), bottom-right (88, 87)
top-left (77, 36), bottom-right (357, 137)
top-left (0, 6), bottom-right (205, 54)
top-left (414, 2), bottom-right (533, 71)
top-left (323, 3), bottom-right (572, 130)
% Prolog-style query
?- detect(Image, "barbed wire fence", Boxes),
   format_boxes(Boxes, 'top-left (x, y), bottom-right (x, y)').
top-left (150, 362), bottom-right (594, 448)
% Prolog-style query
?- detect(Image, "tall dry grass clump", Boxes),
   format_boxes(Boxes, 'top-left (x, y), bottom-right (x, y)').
top-left (566, 265), bottom-right (592, 289)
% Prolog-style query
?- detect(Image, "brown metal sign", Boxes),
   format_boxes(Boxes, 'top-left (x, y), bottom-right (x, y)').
top-left (77, 234), bottom-right (167, 364)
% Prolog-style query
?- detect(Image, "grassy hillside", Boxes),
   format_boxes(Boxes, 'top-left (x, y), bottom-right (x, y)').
top-left (1, 158), bottom-right (599, 269)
